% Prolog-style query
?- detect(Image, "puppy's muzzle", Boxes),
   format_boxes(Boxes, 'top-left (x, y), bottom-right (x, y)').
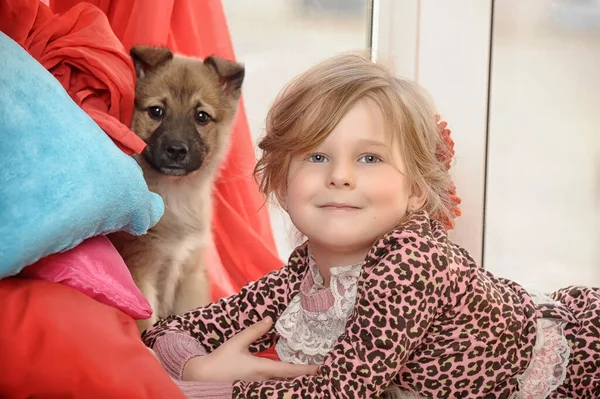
top-left (143, 132), bottom-right (206, 177)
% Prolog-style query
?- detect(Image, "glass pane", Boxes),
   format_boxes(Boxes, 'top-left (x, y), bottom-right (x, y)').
top-left (485, 0), bottom-right (600, 292)
top-left (223, 0), bottom-right (368, 260)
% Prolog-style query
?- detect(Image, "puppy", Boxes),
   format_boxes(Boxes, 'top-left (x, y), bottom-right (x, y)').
top-left (110, 46), bottom-right (244, 332)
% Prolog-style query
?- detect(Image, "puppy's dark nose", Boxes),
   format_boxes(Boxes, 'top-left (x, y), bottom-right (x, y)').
top-left (165, 141), bottom-right (188, 162)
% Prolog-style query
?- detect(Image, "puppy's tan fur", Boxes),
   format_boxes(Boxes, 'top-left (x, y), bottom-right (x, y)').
top-left (110, 47), bottom-right (244, 332)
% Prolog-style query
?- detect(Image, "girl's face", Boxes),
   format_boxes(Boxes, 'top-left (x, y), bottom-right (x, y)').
top-left (283, 99), bottom-right (417, 258)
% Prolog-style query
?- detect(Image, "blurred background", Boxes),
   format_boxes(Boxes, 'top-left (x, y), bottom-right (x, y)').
top-left (222, 0), bottom-right (600, 292)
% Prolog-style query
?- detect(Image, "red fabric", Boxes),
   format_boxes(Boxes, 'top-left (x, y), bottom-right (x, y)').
top-left (0, 278), bottom-right (186, 399)
top-left (50, 0), bottom-right (283, 300)
top-left (0, 0), bottom-right (146, 154)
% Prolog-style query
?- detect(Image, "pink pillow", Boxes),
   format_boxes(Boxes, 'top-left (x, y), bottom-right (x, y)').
top-left (19, 236), bottom-right (151, 320)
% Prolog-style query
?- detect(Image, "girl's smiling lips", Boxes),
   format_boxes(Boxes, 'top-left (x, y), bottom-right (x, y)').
top-left (317, 202), bottom-right (362, 211)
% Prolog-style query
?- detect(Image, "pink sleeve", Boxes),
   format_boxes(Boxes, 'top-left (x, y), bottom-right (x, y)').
top-left (232, 231), bottom-right (450, 398)
top-left (174, 380), bottom-right (233, 399)
top-left (152, 325), bottom-right (235, 398)
top-left (142, 262), bottom-right (295, 357)
top-left (153, 333), bottom-right (208, 380)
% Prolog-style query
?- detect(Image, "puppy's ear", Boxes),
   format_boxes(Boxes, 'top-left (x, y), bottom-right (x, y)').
top-left (204, 56), bottom-right (245, 98)
top-left (130, 46), bottom-right (173, 79)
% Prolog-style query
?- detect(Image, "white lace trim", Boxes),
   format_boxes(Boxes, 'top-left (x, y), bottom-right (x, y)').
top-left (511, 293), bottom-right (571, 399)
top-left (275, 252), bottom-right (363, 365)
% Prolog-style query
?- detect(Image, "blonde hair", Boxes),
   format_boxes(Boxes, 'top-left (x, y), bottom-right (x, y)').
top-left (254, 53), bottom-right (456, 228)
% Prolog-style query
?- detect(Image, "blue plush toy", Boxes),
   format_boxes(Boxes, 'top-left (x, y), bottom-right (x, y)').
top-left (0, 32), bottom-right (164, 277)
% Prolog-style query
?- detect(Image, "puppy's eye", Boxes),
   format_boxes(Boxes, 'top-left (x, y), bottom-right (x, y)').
top-left (195, 111), bottom-right (212, 125)
top-left (148, 106), bottom-right (165, 120)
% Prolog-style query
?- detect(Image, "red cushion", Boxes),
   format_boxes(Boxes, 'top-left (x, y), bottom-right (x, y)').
top-left (0, 278), bottom-right (185, 399)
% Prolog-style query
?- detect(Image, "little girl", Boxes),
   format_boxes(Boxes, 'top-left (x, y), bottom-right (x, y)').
top-left (142, 53), bottom-right (600, 399)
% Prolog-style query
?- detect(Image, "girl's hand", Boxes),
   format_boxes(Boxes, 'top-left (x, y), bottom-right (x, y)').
top-left (182, 317), bottom-right (319, 383)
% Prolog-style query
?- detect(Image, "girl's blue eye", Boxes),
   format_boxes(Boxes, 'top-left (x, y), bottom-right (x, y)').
top-left (359, 154), bottom-right (381, 164)
top-left (307, 154), bottom-right (328, 163)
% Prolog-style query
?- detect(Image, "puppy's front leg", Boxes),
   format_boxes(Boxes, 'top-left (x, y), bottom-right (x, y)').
top-left (135, 274), bottom-right (160, 333)
top-left (173, 248), bottom-right (211, 315)
top-left (109, 232), bottom-right (162, 334)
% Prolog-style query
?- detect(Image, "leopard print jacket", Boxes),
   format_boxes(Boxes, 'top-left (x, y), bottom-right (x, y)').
top-left (142, 211), bottom-right (581, 398)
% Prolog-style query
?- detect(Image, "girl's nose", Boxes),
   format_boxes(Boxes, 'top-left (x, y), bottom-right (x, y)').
top-left (327, 161), bottom-right (356, 189)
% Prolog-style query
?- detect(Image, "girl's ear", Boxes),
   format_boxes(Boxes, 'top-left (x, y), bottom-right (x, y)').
top-left (275, 187), bottom-right (288, 212)
top-left (409, 182), bottom-right (428, 211)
